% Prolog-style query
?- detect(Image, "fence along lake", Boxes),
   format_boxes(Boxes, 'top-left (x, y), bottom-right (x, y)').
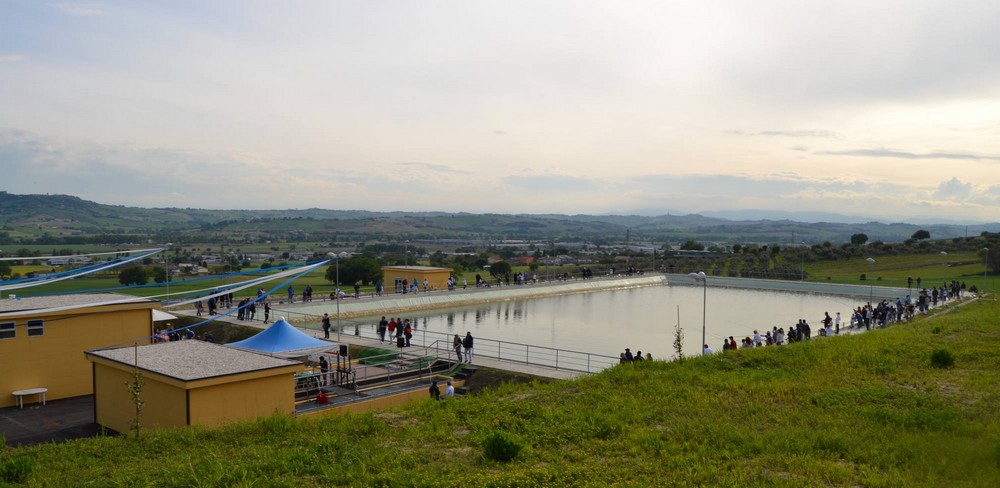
top-left (348, 283), bottom-right (864, 360)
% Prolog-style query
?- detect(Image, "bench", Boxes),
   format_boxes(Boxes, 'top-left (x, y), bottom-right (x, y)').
top-left (12, 388), bottom-right (48, 408)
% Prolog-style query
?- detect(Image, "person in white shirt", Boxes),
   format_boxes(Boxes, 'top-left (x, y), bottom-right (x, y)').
top-left (752, 330), bottom-right (761, 347)
top-left (444, 381), bottom-right (455, 398)
top-left (703, 344), bottom-right (713, 355)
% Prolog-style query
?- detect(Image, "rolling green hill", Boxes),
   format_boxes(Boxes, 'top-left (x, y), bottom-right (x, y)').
top-left (2, 191), bottom-right (999, 245)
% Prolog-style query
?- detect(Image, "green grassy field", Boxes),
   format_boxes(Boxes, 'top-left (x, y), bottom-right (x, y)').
top-left (805, 251), bottom-right (994, 293)
top-left (2, 298), bottom-right (998, 486)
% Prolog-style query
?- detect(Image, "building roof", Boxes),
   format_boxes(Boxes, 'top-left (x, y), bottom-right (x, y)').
top-left (87, 340), bottom-right (299, 382)
top-left (381, 265), bottom-right (451, 272)
top-left (227, 318), bottom-right (335, 358)
top-left (0, 293), bottom-right (154, 314)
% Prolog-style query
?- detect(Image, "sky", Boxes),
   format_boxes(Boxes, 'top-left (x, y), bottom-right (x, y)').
top-left (2, 1), bottom-right (1000, 223)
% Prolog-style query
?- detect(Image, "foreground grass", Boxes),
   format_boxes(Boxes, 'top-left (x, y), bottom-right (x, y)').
top-left (3, 301), bottom-right (1000, 486)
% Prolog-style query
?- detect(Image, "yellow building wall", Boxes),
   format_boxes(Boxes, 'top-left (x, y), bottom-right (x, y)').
top-left (381, 267), bottom-right (453, 291)
top-left (93, 363), bottom-right (187, 433)
top-left (1, 308), bottom-right (152, 408)
top-left (189, 374), bottom-right (295, 427)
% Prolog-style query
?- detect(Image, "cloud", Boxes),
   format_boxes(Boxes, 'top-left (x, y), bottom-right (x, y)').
top-left (501, 173), bottom-right (599, 193)
top-left (395, 162), bottom-right (470, 175)
top-left (0, 55), bottom-right (26, 62)
top-left (728, 130), bottom-right (838, 138)
top-left (816, 148), bottom-right (1000, 161)
top-left (49, 3), bottom-right (106, 16)
top-left (934, 177), bottom-right (973, 200)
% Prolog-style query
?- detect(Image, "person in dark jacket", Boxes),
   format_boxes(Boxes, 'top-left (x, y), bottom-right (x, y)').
top-left (463, 332), bottom-right (474, 363)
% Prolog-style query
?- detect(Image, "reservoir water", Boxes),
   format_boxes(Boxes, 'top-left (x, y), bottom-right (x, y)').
top-left (350, 284), bottom-right (864, 359)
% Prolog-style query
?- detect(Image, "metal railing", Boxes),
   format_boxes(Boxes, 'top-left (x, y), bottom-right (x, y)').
top-left (356, 326), bottom-right (619, 374)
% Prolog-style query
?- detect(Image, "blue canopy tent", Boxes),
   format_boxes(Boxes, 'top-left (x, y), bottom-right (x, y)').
top-left (226, 318), bottom-right (335, 358)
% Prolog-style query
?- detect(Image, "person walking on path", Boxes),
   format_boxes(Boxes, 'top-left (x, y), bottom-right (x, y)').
top-left (377, 316), bottom-right (388, 343)
top-left (321, 313), bottom-right (331, 339)
top-left (263, 302), bottom-right (270, 324)
top-left (287, 285), bottom-right (295, 303)
top-left (463, 331), bottom-right (474, 363)
top-left (404, 320), bottom-right (413, 347)
top-left (453, 334), bottom-right (464, 362)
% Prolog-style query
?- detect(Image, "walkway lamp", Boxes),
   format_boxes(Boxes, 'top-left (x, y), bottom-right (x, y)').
top-left (985, 248), bottom-right (990, 295)
top-left (941, 251), bottom-right (948, 285)
top-left (866, 257), bottom-right (876, 305)
top-left (328, 252), bottom-right (341, 342)
top-left (688, 271), bottom-right (707, 355)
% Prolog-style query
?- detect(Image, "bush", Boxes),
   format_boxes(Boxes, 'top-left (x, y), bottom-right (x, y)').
top-left (0, 456), bottom-right (34, 484)
top-left (931, 349), bottom-right (956, 368)
top-left (482, 431), bottom-right (524, 462)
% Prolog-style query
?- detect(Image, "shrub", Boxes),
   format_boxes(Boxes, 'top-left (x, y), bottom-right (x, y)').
top-left (0, 456), bottom-right (34, 484)
top-left (931, 349), bottom-right (956, 368)
top-left (482, 431), bottom-right (524, 462)
top-left (932, 326), bottom-right (943, 334)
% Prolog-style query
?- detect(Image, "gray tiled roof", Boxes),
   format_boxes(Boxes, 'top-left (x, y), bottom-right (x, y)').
top-left (88, 340), bottom-right (300, 381)
top-left (0, 293), bottom-right (153, 313)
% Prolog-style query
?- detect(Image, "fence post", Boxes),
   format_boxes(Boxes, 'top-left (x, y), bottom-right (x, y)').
top-left (555, 349), bottom-right (559, 370)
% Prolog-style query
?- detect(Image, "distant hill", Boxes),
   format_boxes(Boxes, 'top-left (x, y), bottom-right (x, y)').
top-left (1, 191), bottom-right (998, 245)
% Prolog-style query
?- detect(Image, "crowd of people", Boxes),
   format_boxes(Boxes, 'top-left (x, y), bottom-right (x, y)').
top-left (700, 281), bottom-right (969, 354)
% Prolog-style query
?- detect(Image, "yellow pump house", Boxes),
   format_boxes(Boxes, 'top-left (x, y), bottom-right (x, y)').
top-left (0, 293), bottom-right (157, 408)
top-left (86, 340), bottom-right (302, 432)
top-left (381, 265), bottom-right (452, 293)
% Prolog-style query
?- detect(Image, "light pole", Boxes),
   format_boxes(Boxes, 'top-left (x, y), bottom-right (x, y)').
top-left (164, 243), bottom-right (173, 306)
top-left (800, 241), bottom-right (806, 280)
top-left (688, 271), bottom-right (707, 355)
top-left (984, 248), bottom-right (990, 295)
top-left (866, 257), bottom-right (876, 305)
top-left (328, 252), bottom-right (340, 341)
top-left (940, 251), bottom-right (948, 287)
top-left (404, 239), bottom-right (409, 293)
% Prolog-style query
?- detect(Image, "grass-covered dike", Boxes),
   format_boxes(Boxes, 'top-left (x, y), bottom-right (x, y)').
top-left (3, 301), bottom-right (1000, 487)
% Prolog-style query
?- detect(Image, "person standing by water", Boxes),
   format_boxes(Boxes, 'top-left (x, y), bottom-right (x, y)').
top-left (321, 313), bottom-right (331, 339)
top-left (453, 334), bottom-right (464, 362)
top-left (377, 316), bottom-right (388, 343)
top-left (263, 301), bottom-right (271, 324)
top-left (429, 380), bottom-right (440, 400)
top-left (463, 331), bottom-right (474, 363)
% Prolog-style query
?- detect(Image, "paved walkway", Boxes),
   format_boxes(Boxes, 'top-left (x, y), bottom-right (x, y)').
top-left (0, 395), bottom-right (98, 447)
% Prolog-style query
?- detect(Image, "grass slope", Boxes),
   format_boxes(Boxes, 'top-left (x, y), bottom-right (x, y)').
top-left (3, 300), bottom-right (1000, 486)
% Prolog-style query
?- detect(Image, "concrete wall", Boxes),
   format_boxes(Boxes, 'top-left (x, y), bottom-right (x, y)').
top-left (665, 274), bottom-right (911, 299)
top-left (1, 306), bottom-right (153, 408)
top-left (279, 275), bottom-right (667, 322)
top-left (300, 378), bottom-right (466, 418)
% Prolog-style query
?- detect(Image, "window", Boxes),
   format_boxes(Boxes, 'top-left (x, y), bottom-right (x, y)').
top-left (27, 319), bottom-right (44, 337)
top-left (0, 322), bottom-right (13, 340)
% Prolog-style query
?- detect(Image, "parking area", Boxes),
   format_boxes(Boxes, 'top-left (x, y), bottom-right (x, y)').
top-left (1, 395), bottom-right (101, 447)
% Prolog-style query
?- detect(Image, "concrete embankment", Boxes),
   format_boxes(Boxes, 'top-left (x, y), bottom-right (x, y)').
top-left (665, 274), bottom-right (912, 300)
top-left (272, 275), bottom-right (668, 322)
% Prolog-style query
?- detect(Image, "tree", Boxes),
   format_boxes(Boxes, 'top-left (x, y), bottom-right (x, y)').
top-left (680, 240), bottom-right (705, 251)
top-left (912, 229), bottom-right (931, 240)
top-left (152, 266), bottom-right (167, 284)
top-left (850, 233), bottom-right (869, 246)
top-left (489, 261), bottom-right (512, 279)
top-left (989, 247), bottom-right (1000, 274)
top-left (119, 266), bottom-right (149, 286)
top-left (0, 261), bottom-right (10, 279)
top-left (326, 256), bottom-right (383, 286)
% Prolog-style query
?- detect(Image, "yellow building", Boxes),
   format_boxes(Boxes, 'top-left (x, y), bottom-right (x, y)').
top-left (0, 293), bottom-right (158, 409)
top-left (381, 265), bottom-right (453, 293)
top-left (86, 340), bottom-right (302, 432)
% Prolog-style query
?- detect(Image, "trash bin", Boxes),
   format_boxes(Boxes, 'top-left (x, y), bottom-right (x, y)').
top-left (396, 336), bottom-right (406, 348)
